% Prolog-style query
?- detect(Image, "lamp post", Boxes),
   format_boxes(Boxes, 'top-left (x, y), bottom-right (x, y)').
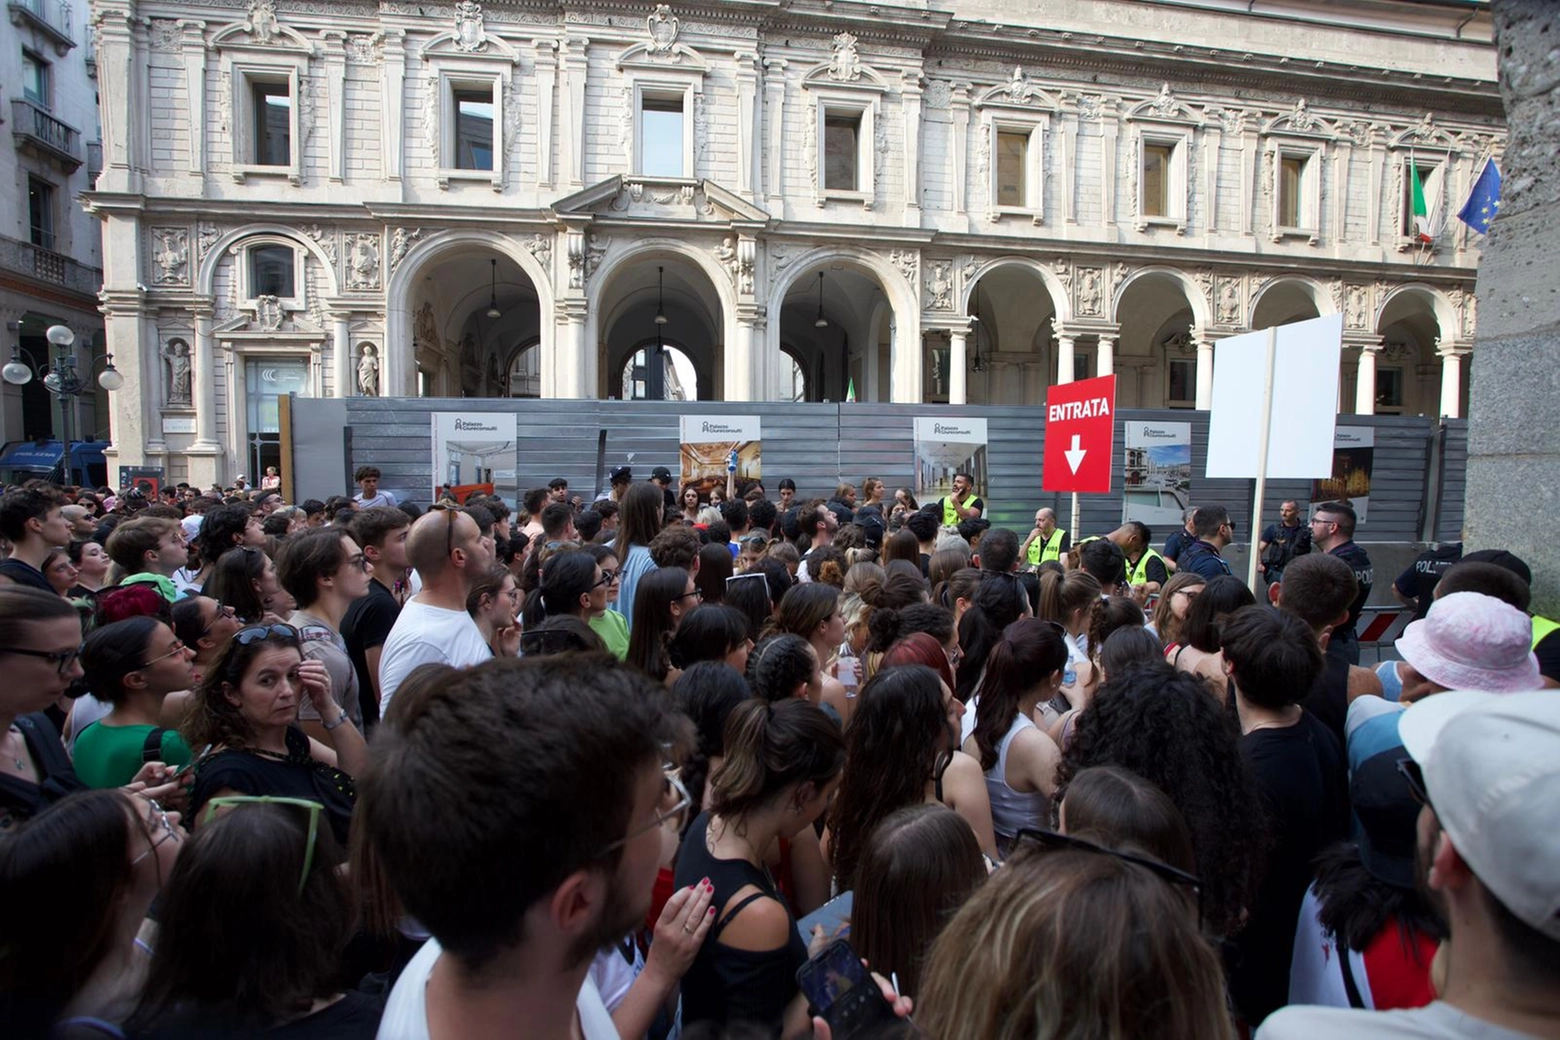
top-left (3, 323), bottom-right (123, 484)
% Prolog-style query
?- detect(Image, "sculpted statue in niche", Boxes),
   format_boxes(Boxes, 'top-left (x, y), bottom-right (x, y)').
top-left (161, 340), bottom-right (192, 406)
top-left (1217, 279), bottom-right (1241, 325)
top-left (357, 345), bottom-right (379, 396)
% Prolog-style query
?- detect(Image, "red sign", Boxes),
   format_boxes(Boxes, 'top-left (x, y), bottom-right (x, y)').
top-left (1042, 374), bottom-right (1117, 494)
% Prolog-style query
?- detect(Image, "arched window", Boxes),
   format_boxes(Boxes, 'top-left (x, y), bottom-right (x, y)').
top-left (779, 347), bottom-right (808, 402)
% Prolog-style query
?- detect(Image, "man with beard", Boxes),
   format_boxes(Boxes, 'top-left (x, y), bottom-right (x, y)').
top-left (366, 655), bottom-right (712, 1040)
top-left (1259, 690), bottom-right (1560, 1039)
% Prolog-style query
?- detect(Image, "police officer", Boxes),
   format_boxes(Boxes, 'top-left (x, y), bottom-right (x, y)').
top-left (1309, 501), bottom-right (1372, 665)
top-left (1258, 499), bottom-right (1311, 585)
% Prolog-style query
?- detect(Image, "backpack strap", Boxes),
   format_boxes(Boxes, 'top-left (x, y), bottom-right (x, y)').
top-left (1339, 947), bottom-right (1367, 1009)
top-left (141, 727), bottom-right (167, 764)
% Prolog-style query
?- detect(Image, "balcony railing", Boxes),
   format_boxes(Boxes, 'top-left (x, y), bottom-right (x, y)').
top-left (8, 0), bottom-right (76, 54)
top-left (10, 97), bottom-right (82, 171)
top-left (0, 235), bottom-right (102, 297)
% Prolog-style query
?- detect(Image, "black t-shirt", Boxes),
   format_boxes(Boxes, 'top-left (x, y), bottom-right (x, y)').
top-left (1394, 543), bottom-right (1463, 619)
top-left (140, 990), bottom-right (384, 1038)
top-left (190, 726), bottom-right (356, 846)
top-left (341, 578), bottom-right (401, 728)
top-left (0, 713), bottom-right (83, 833)
top-left (0, 558), bottom-right (55, 593)
top-left (1260, 522), bottom-right (1311, 573)
top-left (1328, 541), bottom-right (1373, 634)
top-left (1232, 710), bottom-right (1348, 1025)
top-left (1162, 529), bottom-right (1194, 562)
top-left (1535, 628), bottom-right (1560, 685)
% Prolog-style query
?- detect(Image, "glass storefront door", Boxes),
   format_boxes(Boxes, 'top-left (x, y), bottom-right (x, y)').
top-left (244, 357), bottom-right (311, 481)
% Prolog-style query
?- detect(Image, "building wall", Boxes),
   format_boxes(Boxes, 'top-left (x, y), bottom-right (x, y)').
top-left (84, 0), bottom-right (1502, 485)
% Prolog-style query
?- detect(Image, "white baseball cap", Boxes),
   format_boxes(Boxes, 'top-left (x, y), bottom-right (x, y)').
top-left (1400, 689), bottom-right (1560, 940)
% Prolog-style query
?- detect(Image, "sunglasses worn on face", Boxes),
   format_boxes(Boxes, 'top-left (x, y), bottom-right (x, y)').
top-left (1016, 828), bottom-right (1204, 921)
top-left (204, 795), bottom-right (324, 895)
top-left (1396, 757), bottom-right (1430, 807)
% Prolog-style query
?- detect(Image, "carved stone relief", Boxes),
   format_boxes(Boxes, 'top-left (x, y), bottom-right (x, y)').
top-left (1076, 267), bottom-right (1103, 317)
top-left (151, 228), bottom-right (190, 286)
top-left (347, 234), bottom-right (381, 290)
top-left (388, 228), bottom-right (424, 274)
top-left (925, 261), bottom-right (953, 311)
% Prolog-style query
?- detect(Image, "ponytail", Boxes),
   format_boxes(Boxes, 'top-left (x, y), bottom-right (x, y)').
top-left (1037, 569), bottom-right (1102, 627)
top-left (709, 699), bottom-right (845, 819)
top-left (969, 618), bottom-right (1068, 771)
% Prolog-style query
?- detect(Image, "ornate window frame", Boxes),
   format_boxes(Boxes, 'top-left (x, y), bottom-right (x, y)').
top-left (211, 15), bottom-right (314, 186)
top-left (1388, 117), bottom-right (1459, 253)
top-left (234, 234), bottom-right (306, 313)
top-left (616, 19), bottom-right (708, 179)
top-left (420, 11), bottom-right (520, 192)
top-left (975, 71), bottom-right (1057, 225)
top-left (1126, 85), bottom-right (1200, 235)
top-left (802, 33), bottom-right (890, 210)
top-left (1261, 102), bottom-right (1333, 245)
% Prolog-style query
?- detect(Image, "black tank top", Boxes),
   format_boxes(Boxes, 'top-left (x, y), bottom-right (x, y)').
top-left (1302, 646), bottom-right (1353, 749)
top-left (674, 811), bottom-right (809, 1037)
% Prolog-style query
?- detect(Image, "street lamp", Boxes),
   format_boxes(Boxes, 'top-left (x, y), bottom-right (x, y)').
top-left (3, 322), bottom-right (122, 483)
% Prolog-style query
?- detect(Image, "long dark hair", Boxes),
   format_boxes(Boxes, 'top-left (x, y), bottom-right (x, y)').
top-left (616, 482), bottom-right (665, 550)
top-left (709, 698), bottom-right (845, 820)
top-left (970, 618), bottom-right (1069, 771)
top-left (80, 615), bottom-right (163, 705)
top-left (182, 624), bottom-right (304, 751)
top-left (1180, 575), bottom-right (1256, 654)
top-left (672, 662), bottom-right (752, 815)
top-left (1055, 662), bottom-right (1265, 937)
top-left (954, 575), bottom-right (1029, 703)
top-left (826, 664), bottom-right (952, 889)
top-left (694, 543), bottom-right (734, 604)
top-left (130, 802), bottom-right (355, 1031)
top-left (625, 567), bottom-right (690, 682)
top-left (668, 605), bottom-right (749, 671)
top-left (745, 633), bottom-right (815, 703)
top-left (521, 550), bottom-right (598, 627)
top-left (852, 804), bottom-right (986, 998)
top-left (770, 581), bottom-right (839, 643)
top-left (0, 790), bottom-right (143, 1035)
top-left (205, 546), bottom-right (270, 623)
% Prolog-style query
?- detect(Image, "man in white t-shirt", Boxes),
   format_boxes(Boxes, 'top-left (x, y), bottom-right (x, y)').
top-left (376, 507), bottom-right (494, 716)
top-left (352, 465), bottom-right (398, 510)
top-left (1258, 690), bottom-right (1560, 1040)
top-left (366, 656), bottom-right (681, 1040)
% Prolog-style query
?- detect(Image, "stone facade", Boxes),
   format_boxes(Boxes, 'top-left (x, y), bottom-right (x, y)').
top-left (82, 0), bottom-right (1502, 486)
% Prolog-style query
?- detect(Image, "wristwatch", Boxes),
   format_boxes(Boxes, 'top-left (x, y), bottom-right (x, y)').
top-left (322, 711), bottom-right (349, 731)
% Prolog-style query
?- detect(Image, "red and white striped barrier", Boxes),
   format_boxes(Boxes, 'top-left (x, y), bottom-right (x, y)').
top-left (1357, 607), bottom-right (1413, 646)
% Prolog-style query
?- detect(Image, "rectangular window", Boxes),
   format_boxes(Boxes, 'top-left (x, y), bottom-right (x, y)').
top-left (1142, 144), bottom-right (1172, 218)
top-left (1279, 156), bottom-right (1305, 228)
top-left (1168, 357), bottom-right (1196, 407)
top-left (996, 130), bottom-right (1028, 207)
top-left (249, 245), bottom-right (296, 298)
top-left (824, 112), bottom-right (861, 192)
top-left (1376, 367), bottom-right (1404, 411)
top-left (639, 94), bottom-right (685, 177)
top-left (28, 178), bottom-right (55, 251)
top-left (251, 80), bottom-right (292, 166)
top-left (22, 51), bottom-right (50, 107)
top-left (453, 88), bottom-right (495, 171)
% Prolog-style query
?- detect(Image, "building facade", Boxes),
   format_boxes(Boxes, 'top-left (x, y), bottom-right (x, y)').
top-left (84, 0), bottom-right (1501, 485)
top-left (4, 0), bottom-right (108, 450)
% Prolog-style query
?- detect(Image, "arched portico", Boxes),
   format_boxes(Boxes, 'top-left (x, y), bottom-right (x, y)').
top-left (961, 260), bottom-right (1069, 405)
top-left (1112, 268), bottom-right (1210, 408)
top-left (1366, 284), bottom-right (1463, 417)
top-left (769, 247), bottom-right (919, 402)
top-left (1249, 276), bottom-right (1332, 330)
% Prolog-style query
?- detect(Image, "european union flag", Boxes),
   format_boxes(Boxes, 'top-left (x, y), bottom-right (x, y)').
top-left (1456, 159), bottom-right (1502, 235)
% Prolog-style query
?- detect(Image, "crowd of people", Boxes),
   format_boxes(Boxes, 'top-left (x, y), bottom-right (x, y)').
top-left (0, 464), bottom-right (1556, 1040)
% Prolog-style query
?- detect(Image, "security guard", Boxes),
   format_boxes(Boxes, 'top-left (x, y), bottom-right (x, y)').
top-left (1023, 508), bottom-right (1069, 568)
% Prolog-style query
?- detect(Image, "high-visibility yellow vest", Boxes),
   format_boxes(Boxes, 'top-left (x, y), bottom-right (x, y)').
top-left (1129, 547), bottom-right (1166, 587)
top-left (1534, 615), bottom-right (1560, 650)
top-left (1027, 528), bottom-right (1067, 565)
top-left (942, 496), bottom-right (961, 527)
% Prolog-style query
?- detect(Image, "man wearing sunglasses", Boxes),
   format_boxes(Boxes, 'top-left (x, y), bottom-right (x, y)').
top-left (368, 656), bottom-right (696, 1040)
top-left (376, 507), bottom-right (496, 716)
top-left (1258, 690), bottom-right (1560, 1040)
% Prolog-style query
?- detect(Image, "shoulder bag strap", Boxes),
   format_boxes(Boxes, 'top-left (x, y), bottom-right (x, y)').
top-left (141, 727), bottom-right (167, 764)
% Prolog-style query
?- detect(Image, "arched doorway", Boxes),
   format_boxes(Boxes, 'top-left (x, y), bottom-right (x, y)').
top-left (778, 263), bottom-right (894, 403)
top-left (594, 254), bottom-right (723, 400)
top-left (1113, 271), bottom-right (1201, 409)
top-left (1250, 278), bottom-right (1324, 331)
top-left (1373, 289), bottom-right (1453, 417)
top-left (962, 262), bottom-right (1064, 405)
top-left (619, 342), bottom-right (699, 400)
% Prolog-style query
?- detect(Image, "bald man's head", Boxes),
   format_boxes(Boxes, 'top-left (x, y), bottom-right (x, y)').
top-left (407, 507), bottom-right (484, 580)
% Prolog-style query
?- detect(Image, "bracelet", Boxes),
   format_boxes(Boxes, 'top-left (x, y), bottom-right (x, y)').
top-left (322, 711), bottom-right (349, 731)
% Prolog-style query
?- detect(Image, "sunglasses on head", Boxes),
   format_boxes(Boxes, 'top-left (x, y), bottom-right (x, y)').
top-left (1015, 828), bottom-right (1204, 921)
top-left (234, 622), bottom-right (301, 646)
top-left (203, 795), bottom-right (324, 895)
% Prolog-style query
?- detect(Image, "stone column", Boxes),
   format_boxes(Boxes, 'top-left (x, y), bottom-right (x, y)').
top-left (1056, 335), bottom-right (1076, 385)
top-left (1438, 342), bottom-right (1466, 419)
top-left (1355, 343), bottom-right (1379, 415)
top-left (949, 329), bottom-right (968, 404)
top-left (1097, 335), bottom-right (1116, 378)
top-left (332, 315), bottom-right (351, 399)
top-left (1194, 331), bottom-right (1215, 409)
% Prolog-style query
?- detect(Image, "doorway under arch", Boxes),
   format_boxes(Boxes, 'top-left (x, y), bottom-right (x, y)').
top-left (594, 252), bottom-right (725, 401)
top-left (618, 343), bottom-right (700, 401)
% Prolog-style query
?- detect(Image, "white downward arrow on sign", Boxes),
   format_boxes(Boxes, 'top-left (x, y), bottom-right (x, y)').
top-left (1064, 434), bottom-right (1087, 474)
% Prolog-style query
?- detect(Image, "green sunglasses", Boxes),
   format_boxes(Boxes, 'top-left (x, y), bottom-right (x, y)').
top-left (203, 795), bottom-right (324, 896)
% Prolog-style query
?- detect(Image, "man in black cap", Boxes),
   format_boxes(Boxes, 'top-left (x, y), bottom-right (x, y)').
top-left (608, 465), bottom-right (632, 503)
top-left (650, 466), bottom-right (676, 509)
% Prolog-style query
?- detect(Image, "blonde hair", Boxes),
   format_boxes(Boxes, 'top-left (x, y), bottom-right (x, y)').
top-left (915, 847), bottom-right (1233, 1040)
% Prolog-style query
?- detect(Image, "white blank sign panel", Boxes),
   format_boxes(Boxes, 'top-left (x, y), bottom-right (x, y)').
top-left (1204, 314), bottom-right (1344, 479)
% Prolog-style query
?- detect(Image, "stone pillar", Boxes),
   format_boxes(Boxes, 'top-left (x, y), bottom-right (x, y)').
top-left (533, 41), bottom-right (558, 188)
top-left (332, 316), bottom-right (351, 399)
top-left (559, 37), bottom-right (590, 187)
top-left (763, 59), bottom-right (787, 204)
top-left (1097, 335), bottom-right (1116, 378)
top-left (1194, 332), bottom-right (1215, 409)
top-left (1355, 343), bottom-right (1379, 415)
top-left (949, 329), bottom-right (968, 404)
top-left (1438, 342), bottom-right (1466, 419)
top-left (1056, 335), bottom-right (1076, 385)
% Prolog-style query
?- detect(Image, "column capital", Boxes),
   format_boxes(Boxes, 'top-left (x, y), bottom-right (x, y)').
top-left (1435, 339), bottom-right (1473, 360)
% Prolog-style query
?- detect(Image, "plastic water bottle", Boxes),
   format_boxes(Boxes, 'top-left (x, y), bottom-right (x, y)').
top-left (835, 644), bottom-right (861, 699)
top-left (727, 448), bottom-right (738, 473)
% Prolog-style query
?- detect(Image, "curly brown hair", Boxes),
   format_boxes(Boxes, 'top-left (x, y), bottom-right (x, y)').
top-left (181, 625), bottom-right (305, 751)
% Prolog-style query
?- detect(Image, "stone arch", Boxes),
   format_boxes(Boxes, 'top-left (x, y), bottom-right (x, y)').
top-left (768, 245), bottom-right (920, 402)
top-left (196, 224), bottom-right (341, 298)
top-left (382, 229), bottom-right (555, 398)
top-left (1374, 283), bottom-right (1454, 342)
top-left (958, 256), bottom-right (1071, 324)
top-left (586, 238), bottom-right (734, 400)
top-left (1110, 266), bottom-right (1212, 330)
top-left (1249, 275), bottom-right (1336, 328)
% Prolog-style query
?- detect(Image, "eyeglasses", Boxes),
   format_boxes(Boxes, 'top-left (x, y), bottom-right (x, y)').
top-left (591, 570), bottom-right (616, 590)
top-left (1016, 828), bottom-right (1203, 920)
top-left (1396, 757), bottom-right (1431, 807)
top-left (234, 622), bottom-right (301, 646)
top-left (199, 599), bottom-right (237, 638)
top-left (671, 589), bottom-right (703, 604)
top-left (137, 639), bottom-right (190, 670)
top-left (6, 644), bottom-right (84, 676)
top-left (203, 795), bottom-right (323, 895)
top-left (599, 767), bottom-right (692, 857)
top-left (131, 799), bottom-right (183, 865)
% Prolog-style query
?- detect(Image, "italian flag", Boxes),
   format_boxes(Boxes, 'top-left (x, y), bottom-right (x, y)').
top-left (1411, 158), bottom-right (1443, 244)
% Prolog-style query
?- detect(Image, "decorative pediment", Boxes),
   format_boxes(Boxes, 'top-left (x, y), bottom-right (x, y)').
top-left (211, 0), bottom-right (314, 53)
top-left (551, 176), bottom-right (770, 226)
top-left (801, 32), bottom-right (890, 93)
top-left (422, 1), bottom-right (520, 62)
top-left (1390, 113), bottom-right (1459, 151)
top-left (975, 68), bottom-right (1059, 111)
top-left (617, 5), bottom-right (707, 70)
top-left (215, 302), bottom-right (324, 337)
top-left (1126, 84), bottom-right (1200, 126)
top-left (1261, 99), bottom-right (1336, 140)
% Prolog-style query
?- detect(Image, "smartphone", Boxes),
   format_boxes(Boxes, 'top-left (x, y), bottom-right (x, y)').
top-left (795, 938), bottom-right (897, 1039)
top-left (173, 743), bottom-right (214, 778)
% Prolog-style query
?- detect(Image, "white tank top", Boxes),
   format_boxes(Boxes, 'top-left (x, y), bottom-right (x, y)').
top-left (984, 712), bottom-right (1048, 843)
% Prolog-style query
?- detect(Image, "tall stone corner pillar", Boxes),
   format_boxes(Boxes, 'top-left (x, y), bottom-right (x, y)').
top-left (1464, 0), bottom-right (1560, 616)
top-left (1193, 329), bottom-right (1216, 410)
top-left (98, 289), bottom-right (148, 487)
top-left (948, 326), bottom-right (969, 405)
top-left (888, 313), bottom-right (922, 404)
top-left (1354, 341), bottom-right (1381, 415)
top-left (551, 300), bottom-right (589, 399)
top-left (184, 303), bottom-right (223, 489)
